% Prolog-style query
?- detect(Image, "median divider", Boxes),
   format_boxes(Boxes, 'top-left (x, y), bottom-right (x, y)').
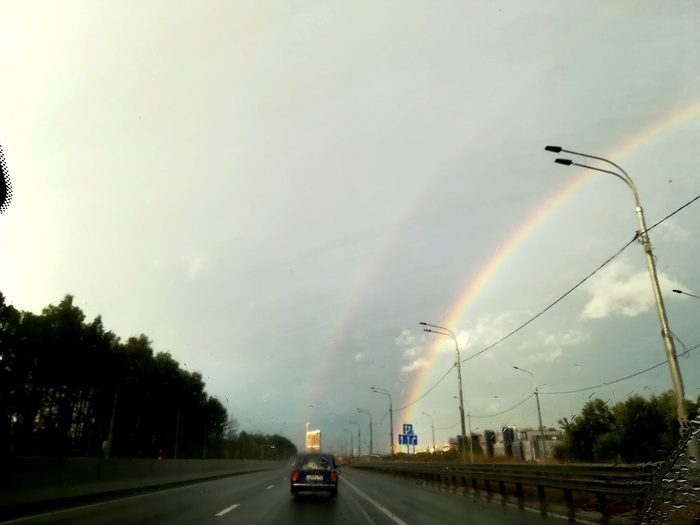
top-left (0, 458), bottom-right (285, 513)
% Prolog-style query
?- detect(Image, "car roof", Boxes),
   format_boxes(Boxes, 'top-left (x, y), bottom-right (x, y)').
top-left (294, 452), bottom-right (335, 463)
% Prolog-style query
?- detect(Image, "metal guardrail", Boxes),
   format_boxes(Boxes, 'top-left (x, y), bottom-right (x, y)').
top-left (354, 461), bottom-right (662, 516)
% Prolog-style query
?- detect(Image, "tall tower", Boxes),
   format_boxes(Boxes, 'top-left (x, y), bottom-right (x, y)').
top-left (305, 422), bottom-right (321, 451)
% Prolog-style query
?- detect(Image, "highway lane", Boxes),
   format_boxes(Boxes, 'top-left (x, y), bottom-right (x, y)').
top-left (1, 465), bottom-right (566, 524)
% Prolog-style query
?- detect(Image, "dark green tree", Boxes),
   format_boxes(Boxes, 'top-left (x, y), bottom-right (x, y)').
top-left (559, 392), bottom-right (699, 463)
top-left (0, 292), bottom-right (231, 459)
top-left (561, 398), bottom-right (615, 462)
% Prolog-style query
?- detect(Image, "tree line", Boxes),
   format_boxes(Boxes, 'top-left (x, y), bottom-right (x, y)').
top-left (554, 391), bottom-right (699, 463)
top-left (0, 292), bottom-right (296, 460)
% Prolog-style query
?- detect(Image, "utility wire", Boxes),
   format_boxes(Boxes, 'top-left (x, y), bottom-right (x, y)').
top-left (393, 365), bottom-right (455, 412)
top-left (398, 194), bottom-right (700, 411)
top-left (471, 393), bottom-right (535, 419)
top-left (435, 421), bottom-right (460, 431)
top-left (435, 393), bottom-right (536, 429)
top-left (460, 237), bottom-right (636, 363)
top-left (540, 342), bottom-right (700, 395)
top-left (644, 194), bottom-right (700, 232)
top-left (460, 193), bottom-right (700, 364)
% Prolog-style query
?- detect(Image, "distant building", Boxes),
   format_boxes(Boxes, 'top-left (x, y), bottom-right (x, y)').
top-left (481, 427), bottom-right (562, 460)
top-left (305, 422), bottom-right (321, 451)
top-left (483, 430), bottom-right (496, 457)
top-left (516, 427), bottom-right (562, 460)
top-left (502, 427), bottom-right (516, 457)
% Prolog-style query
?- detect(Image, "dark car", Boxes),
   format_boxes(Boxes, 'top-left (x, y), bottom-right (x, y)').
top-left (290, 452), bottom-right (340, 498)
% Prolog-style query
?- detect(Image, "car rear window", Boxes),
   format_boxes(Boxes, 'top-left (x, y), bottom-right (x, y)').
top-left (296, 455), bottom-right (333, 470)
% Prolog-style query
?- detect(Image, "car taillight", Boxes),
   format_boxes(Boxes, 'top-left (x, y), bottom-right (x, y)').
top-left (330, 472), bottom-right (337, 482)
top-left (292, 471), bottom-right (299, 481)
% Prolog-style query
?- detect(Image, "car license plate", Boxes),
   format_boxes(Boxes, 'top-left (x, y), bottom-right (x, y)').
top-left (306, 475), bottom-right (323, 481)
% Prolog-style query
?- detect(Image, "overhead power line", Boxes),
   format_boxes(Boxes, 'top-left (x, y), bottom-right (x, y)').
top-left (540, 342), bottom-right (700, 395)
top-left (435, 392), bottom-right (535, 430)
top-left (397, 194), bottom-right (700, 412)
top-left (471, 393), bottom-right (535, 419)
top-left (645, 194), bottom-right (700, 231)
top-left (460, 237), bottom-right (636, 363)
top-left (434, 393), bottom-right (536, 429)
top-left (461, 192), bottom-right (700, 364)
top-left (394, 365), bottom-right (454, 412)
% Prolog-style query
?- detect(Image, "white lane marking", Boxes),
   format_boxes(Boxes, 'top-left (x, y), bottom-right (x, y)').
top-left (342, 478), bottom-right (408, 525)
top-left (0, 472), bottom-right (275, 525)
top-left (266, 485), bottom-right (274, 490)
top-left (215, 503), bottom-right (240, 517)
top-left (349, 493), bottom-right (379, 525)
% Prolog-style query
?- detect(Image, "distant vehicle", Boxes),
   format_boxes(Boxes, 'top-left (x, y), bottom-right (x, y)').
top-left (290, 452), bottom-right (340, 498)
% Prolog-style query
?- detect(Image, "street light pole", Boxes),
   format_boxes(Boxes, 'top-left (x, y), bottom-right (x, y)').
top-left (513, 366), bottom-right (547, 460)
top-left (105, 378), bottom-right (135, 458)
top-left (673, 289), bottom-right (700, 300)
top-left (371, 387), bottom-right (394, 460)
top-left (349, 420), bottom-right (361, 458)
top-left (420, 322), bottom-right (471, 463)
top-left (105, 384), bottom-right (121, 458)
top-left (357, 408), bottom-right (373, 456)
top-left (421, 412), bottom-right (436, 453)
top-left (545, 145), bottom-right (688, 424)
top-left (344, 428), bottom-right (354, 458)
top-left (261, 444), bottom-right (275, 460)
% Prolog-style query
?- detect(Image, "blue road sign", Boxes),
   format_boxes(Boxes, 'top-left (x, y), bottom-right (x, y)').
top-left (403, 424), bottom-right (413, 435)
top-left (398, 434), bottom-right (418, 445)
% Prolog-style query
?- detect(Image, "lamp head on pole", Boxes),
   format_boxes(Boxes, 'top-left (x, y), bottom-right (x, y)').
top-left (544, 145), bottom-right (562, 153)
top-left (554, 158), bottom-right (573, 166)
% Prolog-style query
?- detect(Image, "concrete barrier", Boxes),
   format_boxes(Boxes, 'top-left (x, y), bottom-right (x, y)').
top-left (0, 458), bottom-right (285, 509)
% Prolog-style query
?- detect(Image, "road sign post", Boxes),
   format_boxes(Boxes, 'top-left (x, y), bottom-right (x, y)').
top-left (399, 424), bottom-right (418, 454)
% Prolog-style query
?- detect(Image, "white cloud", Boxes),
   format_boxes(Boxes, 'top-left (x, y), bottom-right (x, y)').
top-left (185, 253), bottom-right (210, 280)
top-left (395, 328), bottom-right (429, 374)
top-left (486, 402), bottom-right (502, 413)
top-left (656, 220), bottom-right (690, 243)
top-left (519, 330), bottom-right (589, 363)
top-left (395, 329), bottom-right (417, 347)
top-left (402, 346), bottom-right (421, 359)
top-left (559, 331), bottom-right (588, 346)
top-left (528, 347), bottom-right (563, 364)
top-left (395, 313), bottom-right (528, 376)
top-left (582, 259), bottom-right (684, 319)
top-left (463, 311), bottom-right (524, 349)
top-left (401, 357), bottom-right (429, 373)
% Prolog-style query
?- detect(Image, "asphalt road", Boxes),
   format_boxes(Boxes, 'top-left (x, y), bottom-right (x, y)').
top-left (1, 467), bottom-right (565, 525)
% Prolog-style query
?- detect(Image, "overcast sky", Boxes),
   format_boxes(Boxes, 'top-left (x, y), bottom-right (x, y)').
top-left (1, 1), bottom-right (699, 453)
